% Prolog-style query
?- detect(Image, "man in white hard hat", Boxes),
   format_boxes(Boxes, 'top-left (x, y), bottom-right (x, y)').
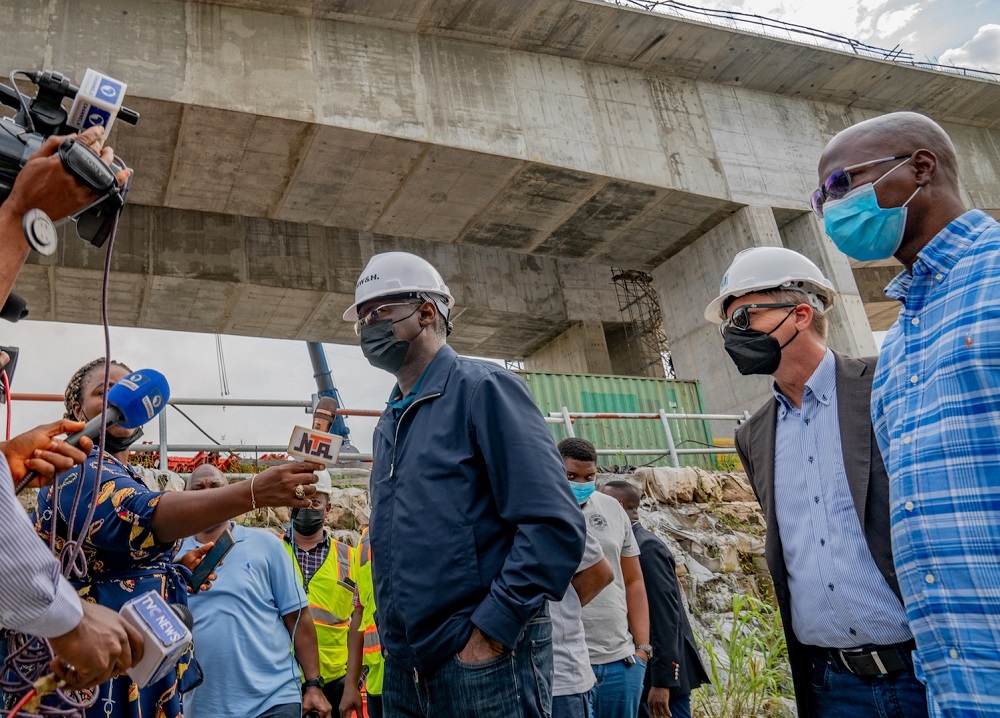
top-left (706, 247), bottom-right (927, 718)
top-left (344, 251), bottom-right (586, 718)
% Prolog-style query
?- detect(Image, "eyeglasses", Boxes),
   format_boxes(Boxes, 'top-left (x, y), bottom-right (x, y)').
top-left (353, 302), bottom-right (420, 335)
top-left (810, 154), bottom-right (911, 217)
top-left (720, 303), bottom-right (797, 337)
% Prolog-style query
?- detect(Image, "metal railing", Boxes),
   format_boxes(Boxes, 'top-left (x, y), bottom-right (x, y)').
top-left (10, 394), bottom-right (748, 471)
top-left (546, 407), bottom-right (749, 468)
top-left (8, 393), bottom-right (378, 468)
top-left (608, 0), bottom-right (1000, 83)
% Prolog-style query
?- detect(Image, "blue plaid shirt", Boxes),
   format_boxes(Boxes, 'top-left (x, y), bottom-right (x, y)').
top-left (873, 209), bottom-right (1000, 715)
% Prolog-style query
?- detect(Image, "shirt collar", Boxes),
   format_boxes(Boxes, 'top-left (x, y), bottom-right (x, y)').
top-left (387, 367), bottom-right (428, 413)
top-left (885, 210), bottom-right (995, 303)
top-left (773, 348), bottom-right (835, 414)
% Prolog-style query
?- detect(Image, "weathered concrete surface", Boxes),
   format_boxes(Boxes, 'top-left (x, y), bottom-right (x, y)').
top-left (15, 205), bottom-right (630, 357)
top-left (4, 0), bottom-right (999, 392)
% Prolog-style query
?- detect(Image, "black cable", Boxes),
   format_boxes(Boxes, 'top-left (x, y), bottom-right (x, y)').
top-left (169, 404), bottom-right (222, 446)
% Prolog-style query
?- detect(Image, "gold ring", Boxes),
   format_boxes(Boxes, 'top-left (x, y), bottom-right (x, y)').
top-left (294, 484), bottom-right (305, 500)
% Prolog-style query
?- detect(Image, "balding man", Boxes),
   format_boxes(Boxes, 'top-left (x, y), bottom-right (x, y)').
top-left (816, 112), bottom-right (1000, 715)
top-left (181, 465), bottom-right (332, 718)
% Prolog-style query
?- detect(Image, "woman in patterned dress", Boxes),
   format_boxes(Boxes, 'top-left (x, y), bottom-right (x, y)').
top-left (33, 358), bottom-right (322, 718)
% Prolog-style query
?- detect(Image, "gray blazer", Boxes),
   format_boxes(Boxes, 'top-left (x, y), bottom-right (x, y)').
top-left (734, 352), bottom-right (901, 718)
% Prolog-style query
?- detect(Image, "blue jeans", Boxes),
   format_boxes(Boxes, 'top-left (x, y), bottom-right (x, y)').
top-left (552, 692), bottom-right (592, 718)
top-left (589, 657), bottom-right (646, 718)
top-left (382, 615), bottom-right (553, 717)
top-left (256, 703), bottom-right (301, 718)
top-left (810, 655), bottom-right (929, 718)
top-left (640, 690), bottom-right (692, 718)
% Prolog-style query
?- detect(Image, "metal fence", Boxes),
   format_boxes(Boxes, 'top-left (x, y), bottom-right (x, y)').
top-left (609, 0), bottom-right (1000, 83)
top-left (546, 407), bottom-right (748, 469)
top-left (11, 393), bottom-right (747, 471)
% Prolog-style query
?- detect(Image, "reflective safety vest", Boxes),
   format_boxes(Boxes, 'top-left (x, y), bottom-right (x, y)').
top-left (352, 528), bottom-right (383, 695)
top-left (284, 535), bottom-right (356, 682)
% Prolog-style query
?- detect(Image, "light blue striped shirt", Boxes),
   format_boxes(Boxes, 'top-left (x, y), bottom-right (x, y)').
top-left (0, 454), bottom-right (82, 637)
top-left (774, 349), bottom-right (911, 649)
top-left (874, 209), bottom-right (1000, 716)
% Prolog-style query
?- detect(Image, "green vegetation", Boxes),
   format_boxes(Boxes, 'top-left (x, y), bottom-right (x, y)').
top-left (693, 594), bottom-right (793, 718)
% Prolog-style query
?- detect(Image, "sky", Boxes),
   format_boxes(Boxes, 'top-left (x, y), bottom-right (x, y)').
top-left (687, 0), bottom-right (1000, 72)
top-left (2, 0), bottom-right (994, 456)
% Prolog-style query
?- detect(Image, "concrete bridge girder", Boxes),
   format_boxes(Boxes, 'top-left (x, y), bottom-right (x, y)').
top-left (17, 206), bottom-right (626, 357)
top-left (3, 0), bottom-right (999, 376)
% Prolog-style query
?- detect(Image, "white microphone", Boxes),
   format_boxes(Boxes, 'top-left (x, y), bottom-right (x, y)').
top-left (119, 591), bottom-right (193, 687)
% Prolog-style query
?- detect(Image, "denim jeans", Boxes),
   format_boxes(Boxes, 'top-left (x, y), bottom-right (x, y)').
top-left (589, 656), bottom-right (646, 718)
top-left (639, 690), bottom-right (692, 718)
top-left (383, 615), bottom-right (553, 717)
top-left (810, 655), bottom-right (929, 718)
top-left (255, 703), bottom-right (302, 718)
top-left (552, 692), bottom-right (592, 718)
top-left (367, 693), bottom-right (383, 718)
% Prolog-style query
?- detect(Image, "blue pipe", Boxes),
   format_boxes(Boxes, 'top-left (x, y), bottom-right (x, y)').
top-left (305, 341), bottom-right (351, 441)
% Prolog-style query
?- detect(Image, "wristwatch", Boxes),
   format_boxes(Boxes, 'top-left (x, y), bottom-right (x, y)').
top-left (22, 208), bottom-right (58, 256)
top-left (636, 644), bottom-right (653, 657)
top-left (302, 678), bottom-right (322, 690)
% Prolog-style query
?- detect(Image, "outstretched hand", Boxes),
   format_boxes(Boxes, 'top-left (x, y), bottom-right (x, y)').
top-left (0, 419), bottom-right (93, 487)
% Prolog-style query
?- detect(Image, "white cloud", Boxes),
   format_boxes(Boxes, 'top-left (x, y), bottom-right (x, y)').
top-left (939, 23), bottom-right (1000, 71)
top-left (875, 4), bottom-right (921, 37)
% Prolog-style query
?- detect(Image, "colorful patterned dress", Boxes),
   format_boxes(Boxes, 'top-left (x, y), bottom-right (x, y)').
top-left (32, 448), bottom-right (200, 718)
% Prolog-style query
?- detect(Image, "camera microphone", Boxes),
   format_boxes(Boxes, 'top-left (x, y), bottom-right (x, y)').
top-left (14, 368), bottom-right (170, 493)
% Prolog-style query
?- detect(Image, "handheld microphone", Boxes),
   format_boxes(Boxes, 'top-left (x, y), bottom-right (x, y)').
top-left (311, 397), bottom-right (338, 433)
top-left (119, 591), bottom-right (193, 687)
top-left (287, 397), bottom-right (343, 467)
top-left (14, 369), bottom-right (170, 493)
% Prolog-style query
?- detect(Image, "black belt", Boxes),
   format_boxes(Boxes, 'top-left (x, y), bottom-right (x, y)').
top-left (808, 639), bottom-right (916, 678)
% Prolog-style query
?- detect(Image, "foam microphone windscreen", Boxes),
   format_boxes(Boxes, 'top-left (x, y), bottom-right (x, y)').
top-left (107, 369), bottom-right (170, 429)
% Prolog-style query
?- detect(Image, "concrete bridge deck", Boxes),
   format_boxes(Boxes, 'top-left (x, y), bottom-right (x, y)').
top-left (5, 0), bottom-right (999, 413)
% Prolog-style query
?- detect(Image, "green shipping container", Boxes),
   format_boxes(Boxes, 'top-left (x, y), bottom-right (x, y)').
top-left (517, 371), bottom-right (717, 470)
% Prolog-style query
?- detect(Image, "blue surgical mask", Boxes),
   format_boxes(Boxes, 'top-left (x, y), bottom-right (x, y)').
top-left (570, 481), bottom-right (596, 504)
top-left (823, 163), bottom-right (920, 261)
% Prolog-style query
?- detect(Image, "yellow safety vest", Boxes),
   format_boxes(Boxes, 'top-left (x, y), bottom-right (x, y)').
top-left (284, 535), bottom-right (356, 682)
top-left (352, 528), bottom-right (383, 695)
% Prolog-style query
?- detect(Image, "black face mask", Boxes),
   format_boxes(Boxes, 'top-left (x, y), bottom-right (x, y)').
top-left (81, 407), bottom-right (144, 454)
top-left (359, 310), bottom-right (423, 374)
top-left (292, 508), bottom-right (325, 537)
top-left (723, 309), bottom-right (799, 376)
top-left (102, 426), bottom-right (144, 454)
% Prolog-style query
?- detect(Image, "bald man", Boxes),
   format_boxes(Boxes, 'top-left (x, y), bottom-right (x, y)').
top-left (816, 112), bottom-right (1000, 716)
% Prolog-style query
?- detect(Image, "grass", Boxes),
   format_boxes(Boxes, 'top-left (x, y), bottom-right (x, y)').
top-left (693, 594), bottom-right (793, 718)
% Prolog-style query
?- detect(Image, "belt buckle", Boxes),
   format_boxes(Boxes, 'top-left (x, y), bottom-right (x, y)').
top-left (837, 647), bottom-right (890, 676)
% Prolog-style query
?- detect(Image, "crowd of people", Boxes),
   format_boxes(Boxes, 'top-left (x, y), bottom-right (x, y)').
top-left (0, 102), bottom-right (996, 718)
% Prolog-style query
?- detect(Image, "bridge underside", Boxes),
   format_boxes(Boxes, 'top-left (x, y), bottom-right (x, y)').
top-left (5, 0), bottom-right (1000, 413)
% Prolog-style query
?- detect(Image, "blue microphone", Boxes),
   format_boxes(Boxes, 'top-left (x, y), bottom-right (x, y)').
top-left (14, 369), bottom-right (169, 493)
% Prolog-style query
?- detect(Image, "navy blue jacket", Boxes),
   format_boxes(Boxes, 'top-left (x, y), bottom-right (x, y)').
top-left (369, 345), bottom-right (586, 675)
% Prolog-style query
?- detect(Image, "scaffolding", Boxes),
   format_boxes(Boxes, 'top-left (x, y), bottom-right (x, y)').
top-left (611, 268), bottom-right (675, 378)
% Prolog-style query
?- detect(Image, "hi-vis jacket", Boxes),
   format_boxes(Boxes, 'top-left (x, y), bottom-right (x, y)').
top-left (352, 528), bottom-right (383, 695)
top-left (369, 345), bottom-right (586, 675)
top-left (284, 536), bottom-right (356, 682)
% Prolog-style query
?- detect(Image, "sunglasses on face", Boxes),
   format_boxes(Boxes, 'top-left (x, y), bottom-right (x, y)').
top-left (353, 302), bottom-right (420, 336)
top-left (720, 303), bottom-right (798, 337)
top-left (810, 154), bottom-right (912, 217)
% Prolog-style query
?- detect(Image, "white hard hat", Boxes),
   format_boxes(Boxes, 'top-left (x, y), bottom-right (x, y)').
top-left (314, 469), bottom-right (333, 495)
top-left (343, 252), bottom-right (455, 322)
top-left (704, 247), bottom-right (837, 323)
